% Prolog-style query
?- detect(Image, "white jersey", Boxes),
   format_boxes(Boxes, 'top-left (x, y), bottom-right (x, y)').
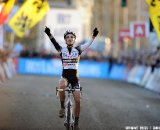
top-left (61, 47), bottom-right (80, 70)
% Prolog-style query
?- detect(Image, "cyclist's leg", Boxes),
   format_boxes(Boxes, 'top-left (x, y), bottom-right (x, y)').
top-left (72, 82), bottom-right (81, 127)
top-left (73, 90), bottom-right (80, 117)
top-left (58, 77), bottom-right (68, 117)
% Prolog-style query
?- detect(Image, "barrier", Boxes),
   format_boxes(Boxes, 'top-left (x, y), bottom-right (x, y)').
top-left (2, 58), bottom-right (16, 79)
top-left (134, 66), bottom-right (146, 85)
top-left (140, 67), bottom-right (151, 87)
top-left (123, 64), bottom-right (133, 81)
top-left (18, 58), bottom-right (109, 79)
top-left (79, 61), bottom-right (109, 78)
top-left (108, 64), bottom-right (127, 80)
top-left (127, 65), bottom-right (139, 84)
top-left (157, 69), bottom-right (160, 93)
top-left (145, 68), bottom-right (160, 93)
top-left (153, 69), bottom-right (160, 93)
top-left (13, 58), bottom-right (18, 72)
top-left (0, 58), bottom-right (16, 84)
top-left (3, 62), bottom-right (12, 79)
top-left (0, 63), bottom-right (6, 83)
top-left (18, 58), bottom-right (62, 76)
top-left (127, 65), bottom-right (160, 94)
top-left (8, 58), bottom-right (16, 76)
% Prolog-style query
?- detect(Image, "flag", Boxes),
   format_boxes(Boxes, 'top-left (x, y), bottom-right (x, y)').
top-left (146, 0), bottom-right (160, 40)
top-left (5, 6), bottom-right (19, 32)
top-left (8, 0), bottom-right (50, 38)
top-left (146, 0), bottom-right (150, 5)
top-left (150, 13), bottom-right (160, 40)
top-left (0, 3), bottom-right (5, 12)
top-left (0, 0), bottom-right (15, 25)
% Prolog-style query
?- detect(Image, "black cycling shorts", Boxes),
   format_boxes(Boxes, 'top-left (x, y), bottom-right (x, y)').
top-left (63, 76), bottom-right (80, 90)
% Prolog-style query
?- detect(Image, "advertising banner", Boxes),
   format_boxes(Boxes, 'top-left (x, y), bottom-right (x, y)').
top-left (130, 21), bottom-right (149, 38)
top-left (18, 58), bottom-right (109, 79)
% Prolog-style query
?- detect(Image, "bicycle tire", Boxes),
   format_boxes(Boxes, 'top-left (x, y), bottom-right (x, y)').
top-left (71, 125), bottom-right (74, 130)
top-left (65, 102), bottom-right (71, 130)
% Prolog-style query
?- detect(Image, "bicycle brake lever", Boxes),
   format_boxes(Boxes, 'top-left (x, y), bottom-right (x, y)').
top-left (56, 87), bottom-right (58, 97)
top-left (80, 87), bottom-right (83, 98)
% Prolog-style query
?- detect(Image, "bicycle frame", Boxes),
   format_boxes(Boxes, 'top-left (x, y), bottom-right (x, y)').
top-left (64, 85), bottom-right (74, 127)
top-left (56, 84), bottom-right (82, 130)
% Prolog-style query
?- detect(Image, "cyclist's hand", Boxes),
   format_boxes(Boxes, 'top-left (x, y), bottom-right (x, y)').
top-left (44, 26), bottom-right (51, 36)
top-left (92, 27), bottom-right (99, 37)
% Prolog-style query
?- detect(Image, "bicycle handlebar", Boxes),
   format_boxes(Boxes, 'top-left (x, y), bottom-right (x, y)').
top-left (56, 87), bottom-right (82, 96)
top-left (56, 87), bottom-right (82, 92)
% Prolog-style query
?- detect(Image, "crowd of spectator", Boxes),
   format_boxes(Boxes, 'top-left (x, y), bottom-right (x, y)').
top-left (118, 46), bottom-right (160, 73)
top-left (19, 48), bottom-right (104, 61)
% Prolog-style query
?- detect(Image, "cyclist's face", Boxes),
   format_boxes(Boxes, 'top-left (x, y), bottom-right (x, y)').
top-left (65, 34), bottom-right (75, 46)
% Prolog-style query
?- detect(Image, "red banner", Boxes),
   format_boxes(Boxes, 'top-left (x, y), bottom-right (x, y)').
top-left (130, 22), bottom-right (149, 38)
top-left (119, 29), bottom-right (130, 39)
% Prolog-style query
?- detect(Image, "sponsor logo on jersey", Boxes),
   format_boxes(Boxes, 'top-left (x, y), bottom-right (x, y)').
top-left (71, 52), bottom-right (78, 58)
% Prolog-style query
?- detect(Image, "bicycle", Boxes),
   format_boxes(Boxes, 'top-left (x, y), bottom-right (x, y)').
top-left (56, 84), bottom-right (82, 130)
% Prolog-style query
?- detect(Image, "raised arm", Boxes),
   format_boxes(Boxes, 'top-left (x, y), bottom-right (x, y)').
top-left (80, 28), bottom-right (99, 52)
top-left (44, 26), bottom-right (62, 52)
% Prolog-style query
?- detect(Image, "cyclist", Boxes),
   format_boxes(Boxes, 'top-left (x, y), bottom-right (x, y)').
top-left (44, 27), bottom-right (99, 130)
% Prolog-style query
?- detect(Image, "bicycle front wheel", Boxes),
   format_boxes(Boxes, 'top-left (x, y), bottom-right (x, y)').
top-left (65, 102), bottom-right (71, 130)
